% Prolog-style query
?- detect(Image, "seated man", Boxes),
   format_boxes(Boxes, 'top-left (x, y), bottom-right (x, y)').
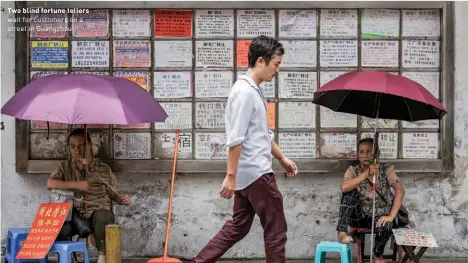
top-left (336, 137), bottom-right (405, 263)
top-left (47, 128), bottom-right (130, 263)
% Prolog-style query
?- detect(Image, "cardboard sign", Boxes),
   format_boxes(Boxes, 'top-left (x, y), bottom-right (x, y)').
top-left (16, 202), bottom-right (72, 259)
top-left (392, 228), bottom-right (438, 248)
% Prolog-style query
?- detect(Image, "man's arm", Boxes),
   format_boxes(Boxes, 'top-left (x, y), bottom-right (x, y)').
top-left (107, 169), bottom-right (123, 203)
top-left (46, 164), bottom-right (82, 191)
top-left (271, 139), bottom-right (285, 161)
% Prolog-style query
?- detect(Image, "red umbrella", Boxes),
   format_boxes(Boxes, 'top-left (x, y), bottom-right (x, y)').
top-left (312, 71), bottom-right (447, 121)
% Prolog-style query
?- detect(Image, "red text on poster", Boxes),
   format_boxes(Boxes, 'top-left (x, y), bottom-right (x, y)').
top-left (154, 10), bottom-right (193, 37)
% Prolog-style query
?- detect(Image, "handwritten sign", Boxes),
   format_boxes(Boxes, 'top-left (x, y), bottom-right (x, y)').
top-left (237, 10), bottom-right (275, 38)
top-left (268, 102), bottom-right (276, 129)
top-left (361, 117), bottom-right (398, 129)
top-left (237, 71), bottom-right (275, 98)
top-left (361, 41), bottom-right (399, 67)
top-left (392, 229), bottom-right (438, 247)
top-left (402, 132), bottom-right (438, 159)
top-left (196, 41), bottom-right (233, 68)
top-left (195, 133), bottom-right (227, 159)
top-left (155, 9), bottom-right (193, 37)
top-left (403, 10), bottom-right (440, 37)
top-left (361, 9), bottom-right (400, 38)
top-left (113, 10), bottom-right (151, 37)
top-left (282, 40), bottom-right (317, 68)
top-left (71, 41), bottom-right (109, 68)
top-left (154, 71), bottom-right (192, 98)
top-left (320, 71), bottom-right (349, 87)
top-left (16, 202), bottom-right (72, 260)
top-left (72, 10), bottom-right (109, 37)
top-left (29, 13), bottom-right (68, 38)
top-left (320, 107), bottom-right (357, 128)
top-left (195, 10), bottom-right (234, 37)
top-left (402, 72), bottom-right (440, 98)
top-left (155, 102), bottom-right (192, 130)
top-left (236, 40), bottom-right (251, 67)
top-left (279, 132), bottom-right (316, 158)
top-left (320, 9), bottom-right (358, 37)
top-left (361, 132), bottom-right (398, 159)
top-left (155, 132), bottom-right (193, 159)
top-left (154, 40), bottom-right (192, 68)
top-left (320, 40), bottom-right (358, 67)
top-left (195, 102), bottom-right (227, 129)
top-left (278, 102), bottom-right (315, 129)
top-left (113, 132), bottom-right (151, 159)
top-left (31, 41), bottom-right (68, 69)
top-left (195, 71), bottom-right (233, 98)
top-left (113, 40), bottom-right (150, 67)
top-left (320, 132), bottom-right (357, 158)
top-left (278, 71), bottom-right (317, 98)
top-left (279, 10), bottom-right (317, 38)
top-left (402, 40), bottom-right (440, 68)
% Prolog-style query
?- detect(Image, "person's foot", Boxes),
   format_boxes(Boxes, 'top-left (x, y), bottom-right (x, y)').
top-left (97, 252), bottom-right (106, 263)
top-left (374, 255), bottom-right (386, 263)
top-left (337, 231), bottom-right (353, 244)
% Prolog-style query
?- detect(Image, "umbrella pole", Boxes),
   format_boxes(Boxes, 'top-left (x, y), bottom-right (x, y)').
top-left (369, 95), bottom-right (381, 263)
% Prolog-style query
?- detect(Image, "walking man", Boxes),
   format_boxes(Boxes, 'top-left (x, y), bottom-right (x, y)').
top-left (193, 35), bottom-right (298, 263)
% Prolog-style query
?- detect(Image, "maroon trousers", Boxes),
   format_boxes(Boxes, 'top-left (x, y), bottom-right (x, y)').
top-left (193, 173), bottom-right (288, 263)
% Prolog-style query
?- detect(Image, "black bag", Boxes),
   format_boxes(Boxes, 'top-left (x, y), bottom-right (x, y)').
top-left (365, 178), bottom-right (410, 228)
top-left (71, 207), bottom-right (91, 238)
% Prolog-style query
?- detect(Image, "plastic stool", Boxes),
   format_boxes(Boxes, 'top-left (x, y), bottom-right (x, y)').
top-left (315, 241), bottom-right (352, 263)
top-left (4, 228), bottom-right (47, 263)
top-left (49, 241), bottom-right (89, 263)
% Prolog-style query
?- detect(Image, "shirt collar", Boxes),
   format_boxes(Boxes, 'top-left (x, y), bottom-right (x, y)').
top-left (238, 74), bottom-right (260, 90)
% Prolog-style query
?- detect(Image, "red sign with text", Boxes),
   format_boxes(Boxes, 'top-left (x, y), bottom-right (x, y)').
top-left (16, 202), bottom-right (72, 259)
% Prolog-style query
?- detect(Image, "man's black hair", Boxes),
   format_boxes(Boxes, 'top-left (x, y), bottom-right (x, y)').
top-left (67, 128), bottom-right (92, 144)
top-left (248, 35), bottom-right (285, 68)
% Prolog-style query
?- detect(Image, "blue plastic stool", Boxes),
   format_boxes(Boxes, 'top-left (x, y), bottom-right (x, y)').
top-left (4, 228), bottom-right (47, 263)
top-left (49, 241), bottom-right (89, 263)
top-left (314, 241), bottom-right (352, 263)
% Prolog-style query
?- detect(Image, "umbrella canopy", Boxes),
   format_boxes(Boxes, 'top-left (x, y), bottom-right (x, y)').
top-left (312, 71), bottom-right (447, 121)
top-left (1, 74), bottom-right (168, 124)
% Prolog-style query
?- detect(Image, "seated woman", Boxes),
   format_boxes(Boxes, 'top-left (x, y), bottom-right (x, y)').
top-left (46, 128), bottom-right (131, 263)
top-left (336, 137), bottom-right (405, 263)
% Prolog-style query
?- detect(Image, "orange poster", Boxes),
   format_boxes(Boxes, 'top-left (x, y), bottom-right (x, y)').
top-left (236, 40), bottom-right (251, 67)
top-left (267, 102), bottom-right (276, 129)
top-left (16, 202), bottom-right (72, 260)
top-left (154, 10), bottom-right (192, 37)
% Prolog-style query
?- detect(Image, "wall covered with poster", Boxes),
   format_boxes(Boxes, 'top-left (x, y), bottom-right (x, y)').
top-left (2, 1), bottom-right (467, 260)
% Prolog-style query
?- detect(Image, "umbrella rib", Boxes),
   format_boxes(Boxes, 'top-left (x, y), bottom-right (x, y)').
top-left (403, 98), bottom-right (413, 122)
top-left (334, 90), bottom-right (352, 111)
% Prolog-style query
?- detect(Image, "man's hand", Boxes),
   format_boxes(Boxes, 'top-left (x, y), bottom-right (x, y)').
top-left (220, 174), bottom-right (236, 199)
top-left (75, 181), bottom-right (89, 192)
top-left (369, 164), bottom-right (380, 177)
top-left (279, 157), bottom-right (298, 177)
top-left (117, 195), bottom-right (131, 206)
top-left (377, 215), bottom-right (394, 227)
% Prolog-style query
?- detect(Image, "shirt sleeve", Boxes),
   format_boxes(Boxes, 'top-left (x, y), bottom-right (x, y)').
top-left (107, 169), bottom-right (123, 196)
top-left (225, 89), bottom-right (255, 147)
top-left (269, 129), bottom-right (275, 142)
top-left (385, 165), bottom-right (400, 187)
top-left (49, 163), bottom-right (65, 180)
top-left (343, 167), bottom-right (355, 180)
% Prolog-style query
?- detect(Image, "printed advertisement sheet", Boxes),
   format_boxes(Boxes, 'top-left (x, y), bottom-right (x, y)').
top-left (113, 40), bottom-right (151, 67)
top-left (154, 71), bottom-right (192, 98)
top-left (402, 10), bottom-right (440, 37)
top-left (154, 103), bottom-right (192, 130)
top-left (71, 41), bottom-right (109, 68)
top-left (31, 41), bottom-right (68, 69)
top-left (268, 102), bottom-right (276, 129)
top-left (112, 10), bottom-right (151, 37)
top-left (361, 9), bottom-right (400, 38)
top-left (154, 10), bottom-right (193, 37)
top-left (320, 132), bottom-right (357, 158)
top-left (278, 132), bottom-right (316, 158)
top-left (278, 102), bottom-right (315, 129)
top-left (402, 133), bottom-right (438, 159)
top-left (320, 9), bottom-right (358, 37)
top-left (279, 10), bottom-right (317, 38)
top-left (402, 72), bottom-right (439, 98)
top-left (195, 10), bottom-right (234, 37)
top-left (154, 40), bottom-right (193, 68)
top-left (195, 71), bottom-right (233, 98)
top-left (361, 41), bottom-right (399, 67)
top-left (320, 40), bottom-right (358, 67)
top-left (72, 10), bottom-right (109, 37)
top-left (320, 107), bottom-right (357, 128)
top-left (195, 102), bottom-right (227, 129)
top-left (402, 40), bottom-right (440, 68)
top-left (236, 40), bottom-right (251, 68)
top-left (237, 10), bottom-right (275, 38)
top-left (361, 117), bottom-right (398, 129)
top-left (155, 132), bottom-right (193, 159)
top-left (278, 71), bottom-right (317, 98)
top-left (320, 71), bottom-right (349, 87)
top-left (113, 132), bottom-right (151, 159)
top-left (196, 40), bottom-right (234, 68)
top-left (29, 13), bottom-right (68, 38)
top-left (195, 133), bottom-right (227, 159)
top-left (281, 40), bottom-right (317, 68)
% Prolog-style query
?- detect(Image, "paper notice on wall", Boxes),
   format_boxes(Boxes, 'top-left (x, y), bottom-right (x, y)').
top-left (154, 71), bottom-right (192, 98)
top-left (70, 71), bottom-right (109, 76)
top-left (112, 10), bottom-right (151, 37)
top-left (155, 132), bottom-right (193, 159)
top-left (278, 71), bottom-right (317, 98)
top-left (30, 71), bottom-right (68, 81)
top-left (31, 41), bottom-right (68, 69)
top-left (154, 40), bottom-right (193, 68)
top-left (29, 13), bottom-right (68, 38)
top-left (195, 71), bottom-right (233, 98)
top-left (113, 132), bottom-right (151, 159)
top-left (361, 117), bottom-right (398, 129)
top-left (402, 71), bottom-right (440, 98)
top-left (320, 40), bottom-right (358, 67)
top-left (278, 10), bottom-right (317, 38)
top-left (361, 9), bottom-right (400, 38)
top-left (236, 10), bottom-right (275, 38)
top-left (196, 40), bottom-right (234, 68)
top-left (195, 133), bottom-right (227, 159)
top-left (402, 40), bottom-right (440, 68)
top-left (320, 132), bottom-right (357, 158)
top-left (154, 102), bottom-right (192, 130)
top-left (281, 40), bottom-right (317, 68)
top-left (361, 41), bottom-right (399, 67)
top-left (320, 107), bottom-right (357, 128)
top-left (236, 40), bottom-right (251, 68)
top-left (195, 10), bottom-right (234, 37)
top-left (402, 132), bottom-right (438, 158)
top-left (402, 10), bottom-right (440, 37)
top-left (71, 41), bottom-right (109, 68)
top-left (267, 102), bottom-right (276, 129)
top-left (320, 71), bottom-right (349, 87)
top-left (113, 40), bottom-right (150, 67)
top-left (72, 10), bottom-right (109, 37)
top-left (361, 132), bottom-right (398, 159)
top-left (278, 102), bottom-right (315, 129)
top-left (154, 9), bottom-right (193, 37)
top-left (320, 9), bottom-right (358, 37)
top-left (279, 132), bottom-right (316, 158)
top-left (113, 71), bottom-right (150, 91)
top-left (195, 102), bottom-right (227, 129)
